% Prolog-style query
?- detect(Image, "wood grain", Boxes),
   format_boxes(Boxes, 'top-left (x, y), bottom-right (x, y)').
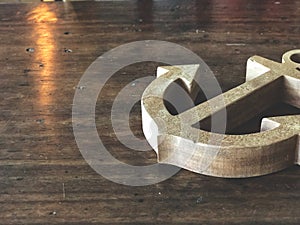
top-left (0, 1), bottom-right (300, 224)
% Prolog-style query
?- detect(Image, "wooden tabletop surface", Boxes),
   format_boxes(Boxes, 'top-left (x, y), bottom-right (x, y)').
top-left (0, 1), bottom-right (299, 224)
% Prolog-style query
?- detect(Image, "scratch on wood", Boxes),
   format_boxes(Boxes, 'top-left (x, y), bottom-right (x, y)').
top-left (62, 183), bottom-right (66, 199)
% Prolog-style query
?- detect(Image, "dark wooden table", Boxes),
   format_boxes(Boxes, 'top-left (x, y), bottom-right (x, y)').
top-left (0, 1), bottom-right (299, 224)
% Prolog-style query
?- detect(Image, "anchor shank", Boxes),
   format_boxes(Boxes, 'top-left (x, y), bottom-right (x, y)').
top-left (178, 71), bottom-right (283, 132)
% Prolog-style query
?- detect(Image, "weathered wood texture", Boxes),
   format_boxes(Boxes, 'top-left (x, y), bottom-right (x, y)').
top-left (0, 1), bottom-right (299, 224)
top-left (142, 58), bottom-right (300, 178)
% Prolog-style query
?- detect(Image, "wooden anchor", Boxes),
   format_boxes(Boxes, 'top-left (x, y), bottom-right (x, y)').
top-left (141, 50), bottom-right (300, 178)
